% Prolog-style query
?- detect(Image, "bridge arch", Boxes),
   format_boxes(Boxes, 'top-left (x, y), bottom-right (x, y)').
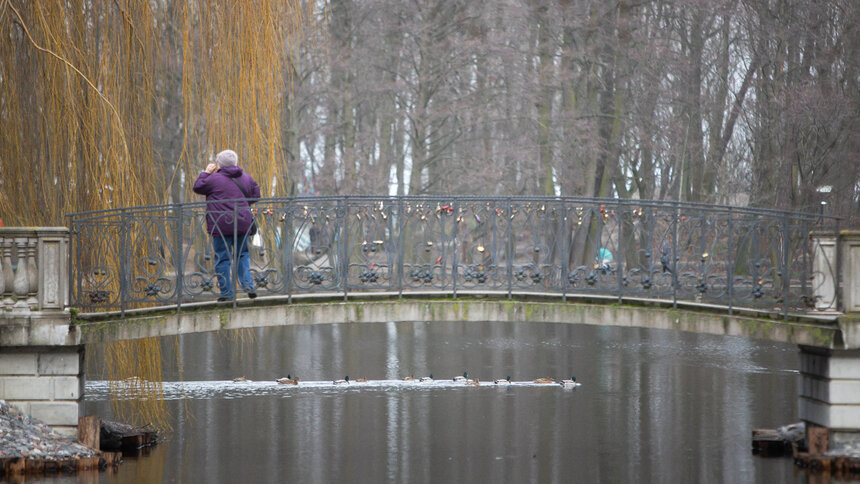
top-left (74, 293), bottom-right (841, 348)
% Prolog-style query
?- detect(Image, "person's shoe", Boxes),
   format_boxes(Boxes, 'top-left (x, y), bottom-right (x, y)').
top-left (217, 296), bottom-right (231, 302)
top-left (247, 291), bottom-right (257, 299)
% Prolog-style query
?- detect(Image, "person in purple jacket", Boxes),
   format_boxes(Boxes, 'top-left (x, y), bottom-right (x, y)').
top-left (193, 149), bottom-right (261, 301)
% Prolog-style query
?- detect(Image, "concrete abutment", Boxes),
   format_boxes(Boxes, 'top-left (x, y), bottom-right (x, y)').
top-left (0, 346), bottom-right (83, 435)
top-left (0, 228), bottom-right (81, 435)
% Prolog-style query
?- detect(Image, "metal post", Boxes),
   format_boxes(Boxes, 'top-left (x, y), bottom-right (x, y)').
top-left (176, 204), bottom-right (183, 312)
top-left (698, 211), bottom-right (707, 305)
top-left (341, 197), bottom-right (348, 302)
top-left (286, 199), bottom-right (293, 304)
top-left (398, 197), bottom-right (404, 299)
top-left (646, 208), bottom-right (654, 295)
top-left (836, 218), bottom-right (842, 312)
top-left (617, 201), bottom-right (623, 304)
top-left (232, 202), bottom-right (238, 307)
top-left (753, 219), bottom-right (760, 308)
top-left (672, 202), bottom-right (679, 309)
top-left (452, 198), bottom-right (458, 300)
top-left (800, 218), bottom-right (809, 303)
top-left (727, 208), bottom-right (733, 315)
top-left (120, 209), bottom-right (127, 317)
top-left (507, 198), bottom-right (512, 300)
top-left (71, 220), bottom-right (81, 310)
top-left (596, 203), bottom-right (604, 295)
top-left (386, 198), bottom-right (394, 294)
top-left (561, 200), bottom-right (568, 303)
top-left (782, 213), bottom-right (790, 320)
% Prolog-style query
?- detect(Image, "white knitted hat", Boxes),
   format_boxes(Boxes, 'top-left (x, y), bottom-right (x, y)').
top-left (215, 149), bottom-right (238, 167)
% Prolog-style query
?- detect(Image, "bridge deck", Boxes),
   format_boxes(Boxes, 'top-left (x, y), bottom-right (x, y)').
top-left (73, 292), bottom-right (844, 349)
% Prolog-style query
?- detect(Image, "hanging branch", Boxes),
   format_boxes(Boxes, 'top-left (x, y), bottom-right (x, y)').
top-left (7, 1), bottom-right (131, 166)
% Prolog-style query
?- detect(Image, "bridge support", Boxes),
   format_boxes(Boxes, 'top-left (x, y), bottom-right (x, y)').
top-left (802, 230), bottom-right (860, 451)
top-left (0, 228), bottom-right (82, 436)
top-left (798, 346), bottom-right (860, 449)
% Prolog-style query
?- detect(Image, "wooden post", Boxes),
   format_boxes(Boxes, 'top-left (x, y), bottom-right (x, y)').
top-left (78, 416), bottom-right (101, 450)
top-left (808, 424), bottom-right (829, 455)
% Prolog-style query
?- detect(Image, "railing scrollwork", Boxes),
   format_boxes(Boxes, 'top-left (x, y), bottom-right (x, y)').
top-left (67, 196), bottom-right (843, 317)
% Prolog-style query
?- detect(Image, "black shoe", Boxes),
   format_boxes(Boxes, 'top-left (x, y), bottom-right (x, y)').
top-left (247, 291), bottom-right (257, 299)
top-left (217, 296), bottom-right (231, 302)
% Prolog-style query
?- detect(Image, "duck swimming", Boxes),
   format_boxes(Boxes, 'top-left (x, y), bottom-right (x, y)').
top-left (466, 377), bottom-right (480, 386)
top-left (402, 375), bottom-right (415, 381)
top-left (560, 376), bottom-right (581, 387)
top-left (494, 376), bottom-right (512, 385)
top-left (419, 374), bottom-right (434, 382)
top-left (354, 377), bottom-right (368, 382)
top-left (453, 372), bottom-right (468, 382)
top-left (333, 376), bottom-right (350, 385)
top-left (276, 374), bottom-right (298, 385)
top-left (533, 377), bottom-right (554, 384)
top-left (233, 376), bottom-right (248, 382)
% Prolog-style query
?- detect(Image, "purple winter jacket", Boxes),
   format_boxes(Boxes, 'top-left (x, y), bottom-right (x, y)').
top-left (192, 166), bottom-right (261, 236)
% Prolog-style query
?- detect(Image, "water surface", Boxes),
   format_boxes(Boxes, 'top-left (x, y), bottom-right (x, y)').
top-left (76, 320), bottom-right (804, 483)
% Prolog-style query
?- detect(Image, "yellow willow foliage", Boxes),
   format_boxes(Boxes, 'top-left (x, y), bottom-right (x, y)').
top-left (105, 337), bottom-right (171, 430)
top-left (176, 0), bottom-right (312, 201)
top-left (0, 0), bottom-right (314, 226)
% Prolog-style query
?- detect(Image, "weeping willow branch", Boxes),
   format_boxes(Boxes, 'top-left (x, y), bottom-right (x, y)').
top-left (0, 1), bottom-right (317, 224)
top-left (105, 338), bottom-right (171, 430)
top-left (6, 1), bottom-right (131, 167)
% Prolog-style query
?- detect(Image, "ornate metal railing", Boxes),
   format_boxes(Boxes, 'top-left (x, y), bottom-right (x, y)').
top-left (68, 196), bottom-right (842, 317)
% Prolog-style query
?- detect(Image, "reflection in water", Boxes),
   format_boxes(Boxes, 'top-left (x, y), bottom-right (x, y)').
top-left (385, 322), bottom-right (400, 482)
top-left (78, 321), bottom-right (804, 483)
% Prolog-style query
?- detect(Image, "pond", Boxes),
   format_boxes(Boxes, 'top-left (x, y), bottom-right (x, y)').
top-left (74, 320), bottom-right (804, 482)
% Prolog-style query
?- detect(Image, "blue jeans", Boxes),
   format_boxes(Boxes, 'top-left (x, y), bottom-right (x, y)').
top-left (212, 234), bottom-right (254, 298)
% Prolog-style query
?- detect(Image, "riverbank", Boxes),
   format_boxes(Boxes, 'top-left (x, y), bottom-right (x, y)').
top-left (0, 400), bottom-right (108, 477)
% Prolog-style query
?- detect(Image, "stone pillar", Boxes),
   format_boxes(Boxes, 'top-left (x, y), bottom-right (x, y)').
top-left (0, 227), bottom-right (81, 436)
top-left (27, 238), bottom-right (38, 307)
top-left (36, 228), bottom-right (68, 311)
top-left (841, 231), bottom-right (860, 314)
top-left (12, 237), bottom-right (30, 312)
top-left (2, 239), bottom-right (14, 307)
top-left (810, 232), bottom-right (838, 311)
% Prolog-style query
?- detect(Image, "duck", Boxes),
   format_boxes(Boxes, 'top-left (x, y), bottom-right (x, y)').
top-left (402, 375), bottom-right (415, 381)
top-left (354, 377), bottom-right (368, 383)
top-left (560, 376), bottom-right (581, 387)
top-left (453, 372), bottom-right (469, 382)
top-left (333, 376), bottom-right (350, 385)
top-left (494, 376), bottom-right (512, 385)
top-left (419, 373), bottom-right (434, 382)
top-left (466, 377), bottom-right (480, 386)
top-left (233, 376), bottom-right (248, 382)
top-left (533, 377), bottom-right (554, 384)
top-left (276, 374), bottom-right (298, 385)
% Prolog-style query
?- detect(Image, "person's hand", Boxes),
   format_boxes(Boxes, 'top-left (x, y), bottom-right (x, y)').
top-left (205, 163), bottom-right (218, 174)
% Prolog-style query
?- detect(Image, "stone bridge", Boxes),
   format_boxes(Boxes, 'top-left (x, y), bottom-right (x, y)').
top-left (0, 197), bottom-right (858, 446)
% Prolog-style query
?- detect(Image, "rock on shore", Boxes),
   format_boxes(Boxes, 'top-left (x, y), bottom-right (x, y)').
top-left (0, 400), bottom-right (97, 461)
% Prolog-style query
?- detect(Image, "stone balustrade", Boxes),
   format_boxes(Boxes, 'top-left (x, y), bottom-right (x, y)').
top-left (0, 228), bottom-right (69, 317)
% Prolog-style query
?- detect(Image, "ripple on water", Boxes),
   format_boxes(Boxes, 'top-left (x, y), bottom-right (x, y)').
top-left (85, 379), bottom-right (578, 401)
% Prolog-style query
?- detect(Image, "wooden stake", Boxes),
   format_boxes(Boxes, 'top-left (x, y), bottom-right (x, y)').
top-left (78, 416), bottom-right (101, 450)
